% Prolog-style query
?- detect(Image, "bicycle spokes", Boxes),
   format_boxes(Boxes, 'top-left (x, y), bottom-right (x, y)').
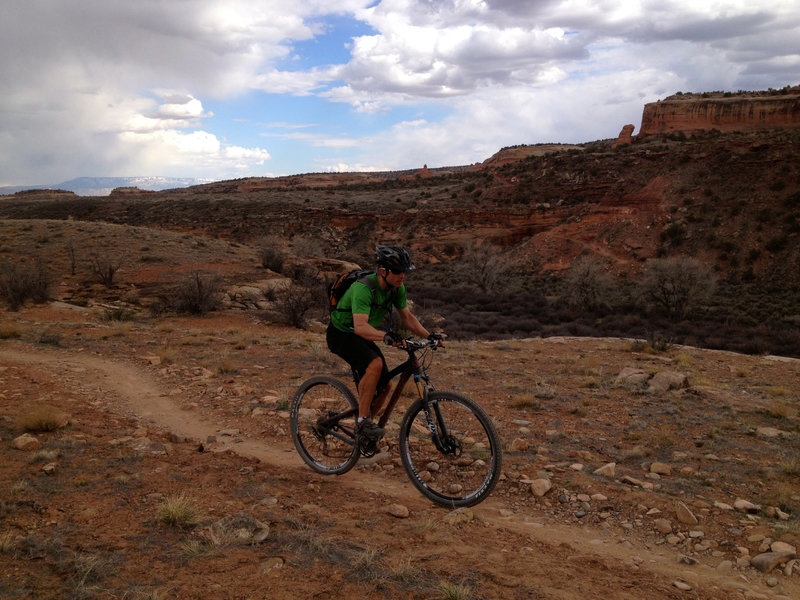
top-left (290, 376), bottom-right (360, 475)
top-left (400, 392), bottom-right (502, 508)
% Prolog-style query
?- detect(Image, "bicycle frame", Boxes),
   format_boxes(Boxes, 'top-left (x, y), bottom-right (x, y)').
top-left (376, 349), bottom-right (430, 429)
top-left (311, 343), bottom-right (441, 450)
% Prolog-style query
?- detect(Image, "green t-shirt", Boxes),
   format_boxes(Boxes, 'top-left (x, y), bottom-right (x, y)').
top-left (330, 273), bottom-right (407, 333)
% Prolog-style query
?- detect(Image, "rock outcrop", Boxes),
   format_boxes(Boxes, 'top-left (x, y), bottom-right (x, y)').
top-left (639, 88), bottom-right (800, 136)
top-left (613, 124), bottom-right (635, 147)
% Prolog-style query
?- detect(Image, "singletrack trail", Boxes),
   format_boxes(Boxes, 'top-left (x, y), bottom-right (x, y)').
top-left (0, 346), bottom-right (443, 501)
top-left (3, 346), bottom-right (796, 600)
top-left (1, 346), bottom-right (299, 469)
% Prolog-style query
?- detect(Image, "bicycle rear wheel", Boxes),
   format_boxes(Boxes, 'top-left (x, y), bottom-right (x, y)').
top-left (290, 375), bottom-right (359, 475)
top-left (399, 391), bottom-right (502, 508)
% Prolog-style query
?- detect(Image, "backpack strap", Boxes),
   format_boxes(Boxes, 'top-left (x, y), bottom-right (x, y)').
top-left (336, 275), bottom-right (397, 330)
top-left (358, 274), bottom-right (397, 311)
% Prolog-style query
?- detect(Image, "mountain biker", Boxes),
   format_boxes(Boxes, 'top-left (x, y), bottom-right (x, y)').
top-left (326, 245), bottom-right (441, 442)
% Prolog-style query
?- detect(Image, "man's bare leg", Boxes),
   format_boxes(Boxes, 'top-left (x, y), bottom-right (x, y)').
top-left (370, 382), bottom-right (393, 421)
top-left (357, 358), bottom-right (383, 419)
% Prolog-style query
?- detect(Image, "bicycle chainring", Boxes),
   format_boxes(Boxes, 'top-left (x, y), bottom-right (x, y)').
top-left (358, 437), bottom-right (380, 457)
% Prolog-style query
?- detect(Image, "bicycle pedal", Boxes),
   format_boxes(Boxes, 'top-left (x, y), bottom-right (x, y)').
top-left (359, 439), bottom-right (380, 457)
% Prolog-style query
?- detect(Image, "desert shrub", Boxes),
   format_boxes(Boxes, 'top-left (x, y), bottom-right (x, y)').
top-left (100, 306), bottom-right (137, 322)
top-left (660, 222), bottom-right (686, 247)
top-left (637, 256), bottom-right (716, 318)
top-left (259, 237), bottom-right (286, 272)
top-left (36, 329), bottom-right (63, 346)
top-left (170, 272), bottom-right (223, 314)
top-left (65, 240), bottom-right (77, 275)
top-left (286, 263), bottom-right (318, 285)
top-left (561, 256), bottom-right (614, 311)
top-left (292, 236), bottom-right (324, 258)
top-left (455, 242), bottom-right (515, 292)
top-left (0, 258), bottom-right (52, 310)
top-left (273, 281), bottom-right (317, 329)
top-left (765, 235), bottom-right (788, 253)
top-left (647, 330), bottom-right (674, 353)
top-left (90, 253), bottom-right (121, 287)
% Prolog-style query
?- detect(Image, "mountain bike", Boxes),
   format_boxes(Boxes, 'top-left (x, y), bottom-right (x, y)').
top-left (290, 336), bottom-right (502, 508)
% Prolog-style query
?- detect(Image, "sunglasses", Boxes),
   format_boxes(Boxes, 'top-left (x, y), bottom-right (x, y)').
top-left (386, 267), bottom-right (407, 275)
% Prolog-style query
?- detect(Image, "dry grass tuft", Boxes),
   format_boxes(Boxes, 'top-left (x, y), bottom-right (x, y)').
top-left (17, 405), bottom-right (68, 432)
top-left (179, 537), bottom-right (218, 558)
top-left (155, 345), bottom-right (178, 365)
top-left (0, 324), bottom-right (22, 339)
top-left (780, 452), bottom-right (800, 476)
top-left (350, 547), bottom-right (385, 583)
top-left (762, 400), bottom-right (793, 419)
top-left (438, 580), bottom-right (473, 600)
top-left (156, 493), bottom-right (203, 528)
top-left (673, 352), bottom-right (694, 369)
top-left (0, 530), bottom-right (15, 553)
top-left (509, 392), bottom-right (540, 409)
top-left (767, 385), bottom-right (791, 398)
top-left (66, 552), bottom-right (116, 599)
top-left (390, 557), bottom-right (420, 584)
top-left (214, 354), bottom-right (240, 375)
top-left (27, 449), bottom-right (60, 464)
top-left (292, 523), bottom-right (336, 557)
top-left (761, 483), bottom-right (797, 512)
top-left (307, 341), bottom-right (338, 366)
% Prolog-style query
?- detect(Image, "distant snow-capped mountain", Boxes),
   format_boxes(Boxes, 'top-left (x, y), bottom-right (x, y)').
top-left (0, 176), bottom-right (212, 197)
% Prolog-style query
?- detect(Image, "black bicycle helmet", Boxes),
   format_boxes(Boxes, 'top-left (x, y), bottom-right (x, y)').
top-left (375, 245), bottom-right (415, 272)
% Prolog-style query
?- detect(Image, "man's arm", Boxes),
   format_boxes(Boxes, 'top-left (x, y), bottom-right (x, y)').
top-left (395, 307), bottom-right (430, 339)
top-left (352, 312), bottom-right (389, 342)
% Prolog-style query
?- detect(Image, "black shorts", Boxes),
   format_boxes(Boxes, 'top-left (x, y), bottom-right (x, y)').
top-left (326, 323), bottom-right (389, 391)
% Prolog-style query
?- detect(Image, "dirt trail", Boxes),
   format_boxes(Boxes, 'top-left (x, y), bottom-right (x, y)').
top-left (4, 346), bottom-right (796, 600)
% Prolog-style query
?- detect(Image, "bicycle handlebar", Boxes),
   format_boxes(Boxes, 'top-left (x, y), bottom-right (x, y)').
top-left (390, 335), bottom-right (443, 352)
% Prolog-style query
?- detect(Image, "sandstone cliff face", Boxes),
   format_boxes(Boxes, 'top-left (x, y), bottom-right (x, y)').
top-left (639, 90), bottom-right (800, 135)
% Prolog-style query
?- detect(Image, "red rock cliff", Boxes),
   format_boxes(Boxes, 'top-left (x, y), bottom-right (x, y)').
top-left (639, 89), bottom-right (800, 135)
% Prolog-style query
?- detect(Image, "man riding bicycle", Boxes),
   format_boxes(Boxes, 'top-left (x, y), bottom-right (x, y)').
top-left (326, 245), bottom-right (441, 442)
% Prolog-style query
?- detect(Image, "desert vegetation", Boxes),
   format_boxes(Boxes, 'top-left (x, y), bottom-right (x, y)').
top-left (0, 257), bottom-right (51, 310)
top-left (1, 128), bottom-right (799, 360)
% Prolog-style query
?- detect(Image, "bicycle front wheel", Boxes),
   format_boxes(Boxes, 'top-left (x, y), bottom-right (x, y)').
top-left (290, 375), bottom-right (359, 475)
top-left (399, 391), bottom-right (502, 508)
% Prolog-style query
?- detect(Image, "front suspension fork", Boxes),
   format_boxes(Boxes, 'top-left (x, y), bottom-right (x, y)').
top-left (417, 381), bottom-right (460, 456)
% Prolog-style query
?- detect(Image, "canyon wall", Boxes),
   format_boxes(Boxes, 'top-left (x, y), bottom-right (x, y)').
top-left (639, 89), bottom-right (800, 136)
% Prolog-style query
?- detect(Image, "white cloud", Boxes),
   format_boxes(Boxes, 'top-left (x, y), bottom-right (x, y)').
top-left (0, 1), bottom-right (319, 183)
top-left (117, 129), bottom-right (271, 177)
top-left (323, 65), bottom-right (686, 173)
top-left (251, 68), bottom-right (334, 95)
top-left (0, 1), bottom-right (798, 185)
top-left (224, 146), bottom-right (271, 162)
top-left (155, 96), bottom-right (208, 120)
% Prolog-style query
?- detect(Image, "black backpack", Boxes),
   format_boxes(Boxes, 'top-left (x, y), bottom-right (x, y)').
top-left (327, 270), bottom-right (396, 313)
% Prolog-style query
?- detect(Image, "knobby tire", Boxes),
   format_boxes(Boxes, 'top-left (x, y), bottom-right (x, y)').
top-left (399, 391), bottom-right (502, 508)
top-left (290, 375), bottom-right (359, 475)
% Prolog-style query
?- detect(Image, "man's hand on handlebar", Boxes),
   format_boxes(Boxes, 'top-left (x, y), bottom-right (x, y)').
top-left (383, 331), bottom-right (406, 347)
top-left (428, 332), bottom-right (446, 348)
top-left (384, 331), bottom-right (447, 349)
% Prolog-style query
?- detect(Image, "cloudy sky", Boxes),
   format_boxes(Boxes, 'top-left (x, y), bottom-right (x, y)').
top-left (1, 1), bottom-right (798, 186)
